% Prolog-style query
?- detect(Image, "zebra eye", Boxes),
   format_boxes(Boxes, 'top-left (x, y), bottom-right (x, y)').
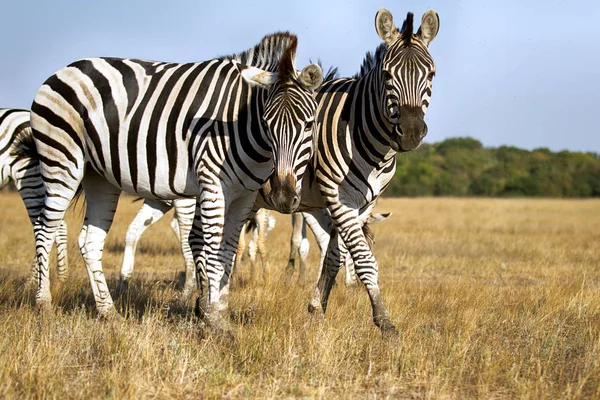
top-left (427, 72), bottom-right (436, 81)
top-left (304, 121), bottom-right (314, 131)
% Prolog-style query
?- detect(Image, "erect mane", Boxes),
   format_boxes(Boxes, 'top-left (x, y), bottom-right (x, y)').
top-left (401, 12), bottom-right (414, 44)
top-left (311, 59), bottom-right (340, 82)
top-left (353, 43), bottom-right (387, 79)
top-left (220, 31), bottom-right (298, 83)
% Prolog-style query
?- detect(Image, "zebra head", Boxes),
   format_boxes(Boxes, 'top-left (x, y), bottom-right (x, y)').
top-left (375, 9), bottom-right (439, 152)
top-left (245, 37), bottom-right (323, 214)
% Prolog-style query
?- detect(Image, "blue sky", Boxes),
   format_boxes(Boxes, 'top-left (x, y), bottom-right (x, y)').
top-left (1, 0), bottom-right (598, 152)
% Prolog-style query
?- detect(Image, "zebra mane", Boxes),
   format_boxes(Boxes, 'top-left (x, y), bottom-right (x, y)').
top-left (310, 59), bottom-right (340, 82)
top-left (353, 43), bottom-right (387, 79)
top-left (220, 32), bottom-right (298, 84)
top-left (401, 12), bottom-right (414, 44)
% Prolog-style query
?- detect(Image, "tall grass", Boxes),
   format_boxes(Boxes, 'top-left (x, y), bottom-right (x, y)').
top-left (0, 193), bottom-right (598, 398)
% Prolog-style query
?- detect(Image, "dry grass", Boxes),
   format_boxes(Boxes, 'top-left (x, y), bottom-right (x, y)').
top-left (0, 192), bottom-right (599, 399)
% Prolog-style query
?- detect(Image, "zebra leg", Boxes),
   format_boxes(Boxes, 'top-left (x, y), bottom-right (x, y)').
top-left (329, 204), bottom-right (397, 336)
top-left (54, 221), bottom-right (69, 281)
top-left (118, 199), bottom-right (172, 293)
top-left (248, 224), bottom-right (258, 280)
top-left (231, 221), bottom-right (248, 287)
top-left (189, 191), bottom-right (231, 333)
top-left (79, 172), bottom-right (121, 317)
top-left (32, 165), bottom-right (82, 311)
top-left (344, 251), bottom-right (358, 287)
top-left (285, 213), bottom-right (305, 281)
top-left (308, 229), bottom-right (345, 315)
top-left (173, 198), bottom-right (196, 299)
top-left (303, 210), bottom-right (332, 285)
top-left (255, 210), bottom-right (269, 283)
top-left (219, 194), bottom-right (257, 313)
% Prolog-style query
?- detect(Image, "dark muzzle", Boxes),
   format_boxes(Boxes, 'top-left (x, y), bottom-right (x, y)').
top-left (269, 173), bottom-right (299, 214)
top-left (391, 106), bottom-right (428, 152)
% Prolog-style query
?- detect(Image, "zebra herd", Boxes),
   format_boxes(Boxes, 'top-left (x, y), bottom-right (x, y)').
top-left (0, 8), bottom-right (439, 337)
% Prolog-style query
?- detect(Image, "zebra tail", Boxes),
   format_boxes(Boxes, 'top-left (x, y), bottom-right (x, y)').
top-left (11, 129), bottom-right (86, 216)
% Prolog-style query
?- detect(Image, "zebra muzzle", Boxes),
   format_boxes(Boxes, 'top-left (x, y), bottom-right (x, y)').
top-left (269, 173), bottom-right (299, 214)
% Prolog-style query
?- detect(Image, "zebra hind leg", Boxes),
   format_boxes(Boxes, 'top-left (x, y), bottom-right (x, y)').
top-left (79, 172), bottom-right (121, 318)
top-left (173, 198), bottom-right (196, 300)
top-left (55, 221), bottom-right (69, 281)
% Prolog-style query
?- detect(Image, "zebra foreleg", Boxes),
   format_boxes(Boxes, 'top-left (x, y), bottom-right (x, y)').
top-left (79, 172), bottom-right (121, 318)
top-left (173, 198), bottom-right (196, 299)
top-left (331, 204), bottom-right (398, 337)
top-left (118, 199), bottom-right (173, 294)
top-left (285, 213), bottom-right (305, 281)
top-left (190, 192), bottom-right (232, 335)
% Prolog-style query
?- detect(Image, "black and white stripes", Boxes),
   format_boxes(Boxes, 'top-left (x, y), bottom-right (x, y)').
top-left (0, 109), bottom-right (69, 280)
top-left (304, 9), bottom-right (439, 335)
top-left (29, 32), bottom-right (323, 325)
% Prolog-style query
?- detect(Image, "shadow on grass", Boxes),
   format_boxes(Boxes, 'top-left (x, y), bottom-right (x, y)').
top-left (0, 269), bottom-right (196, 322)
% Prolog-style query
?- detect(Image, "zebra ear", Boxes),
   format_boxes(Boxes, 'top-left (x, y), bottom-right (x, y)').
top-left (375, 8), bottom-right (400, 46)
top-left (241, 66), bottom-right (278, 88)
top-left (417, 10), bottom-right (440, 46)
top-left (365, 212), bottom-right (391, 225)
top-left (298, 64), bottom-right (323, 91)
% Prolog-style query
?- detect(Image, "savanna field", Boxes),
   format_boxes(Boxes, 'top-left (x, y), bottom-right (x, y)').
top-left (0, 192), bottom-right (599, 399)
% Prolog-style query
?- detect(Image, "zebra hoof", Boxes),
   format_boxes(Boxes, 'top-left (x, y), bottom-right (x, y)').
top-left (379, 321), bottom-right (399, 340)
top-left (307, 300), bottom-right (322, 315)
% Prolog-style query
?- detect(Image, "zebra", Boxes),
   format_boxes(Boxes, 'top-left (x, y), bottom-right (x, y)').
top-left (257, 9), bottom-right (440, 336)
top-left (118, 63), bottom-right (340, 296)
top-left (118, 198), bottom-right (275, 296)
top-left (285, 210), bottom-right (390, 286)
top-left (29, 32), bottom-right (324, 330)
top-left (0, 109), bottom-right (69, 281)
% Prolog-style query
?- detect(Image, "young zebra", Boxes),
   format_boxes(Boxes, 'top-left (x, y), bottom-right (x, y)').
top-left (30, 32), bottom-right (323, 329)
top-left (285, 210), bottom-right (390, 286)
top-left (258, 9), bottom-right (440, 336)
top-left (0, 109), bottom-right (69, 280)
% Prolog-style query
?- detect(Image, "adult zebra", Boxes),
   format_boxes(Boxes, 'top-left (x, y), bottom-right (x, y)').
top-left (0, 109), bottom-right (69, 280)
top-left (30, 32), bottom-right (323, 328)
top-left (117, 63), bottom-right (340, 296)
top-left (258, 9), bottom-right (440, 335)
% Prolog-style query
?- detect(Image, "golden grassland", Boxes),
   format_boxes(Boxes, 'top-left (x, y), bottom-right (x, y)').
top-left (0, 192), bottom-right (599, 399)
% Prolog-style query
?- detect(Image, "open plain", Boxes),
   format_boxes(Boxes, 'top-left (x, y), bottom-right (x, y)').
top-left (0, 192), bottom-right (598, 398)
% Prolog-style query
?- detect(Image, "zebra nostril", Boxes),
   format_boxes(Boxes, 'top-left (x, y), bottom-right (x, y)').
top-left (291, 195), bottom-right (300, 209)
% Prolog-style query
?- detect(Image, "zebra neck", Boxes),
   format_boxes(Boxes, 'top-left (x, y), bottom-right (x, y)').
top-left (350, 67), bottom-right (397, 165)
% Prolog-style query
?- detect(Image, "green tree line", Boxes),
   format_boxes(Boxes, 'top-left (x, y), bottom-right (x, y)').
top-left (3, 137), bottom-right (599, 197)
top-left (387, 137), bottom-right (600, 197)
